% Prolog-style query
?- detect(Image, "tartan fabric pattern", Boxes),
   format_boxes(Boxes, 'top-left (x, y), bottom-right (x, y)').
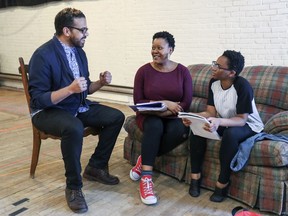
top-left (229, 172), bottom-right (260, 208)
top-left (242, 66), bottom-right (288, 111)
top-left (123, 135), bottom-right (136, 162)
top-left (123, 135), bottom-right (187, 180)
top-left (123, 64), bottom-right (288, 215)
top-left (188, 97), bottom-right (207, 113)
top-left (256, 178), bottom-right (285, 215)
top-left (187, 64), bottom-right (211, 98)
top-left (256, 103), bottom-right (284, 124)
top-left (249, 139), bottom-right (288, 167)
top-left (264, 111), bottom-right (288, 134)
top-left (154, 155), bottom-right (188, 180)
top-left (123, 115), bottom-right (143, 142)
top-left (204, 139), bottom-right (288, 167)
top-left (244, 165), bottom-right (288, 181)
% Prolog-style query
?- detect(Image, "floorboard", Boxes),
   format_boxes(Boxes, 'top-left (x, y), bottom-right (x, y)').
top-left (0, 87), bottom-right (272, 216)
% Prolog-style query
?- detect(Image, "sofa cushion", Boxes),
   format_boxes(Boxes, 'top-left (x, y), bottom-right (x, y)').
top-left (188, 97), bottom-right (207, 113)
top-left (187, 64), bottom-right (211, 99)
top-left (241, 66), bottom-right (288, 124)
top-left (241, 66), bottom-right (288, 111)
top-left (264, 111), bottom-right (288, 135)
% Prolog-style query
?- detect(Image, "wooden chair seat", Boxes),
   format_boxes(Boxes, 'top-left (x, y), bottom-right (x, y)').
top-left (38, 126), bottom-right (99, 140)
top-left (18, 57), bottom-right (100, 178)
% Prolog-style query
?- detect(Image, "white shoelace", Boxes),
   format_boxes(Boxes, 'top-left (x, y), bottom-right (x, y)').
top-left (142, 177), bottom-right (154, 196)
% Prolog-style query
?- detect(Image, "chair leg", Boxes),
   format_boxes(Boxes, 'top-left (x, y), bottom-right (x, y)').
top-left (30, 127), bottom-right (41, 179)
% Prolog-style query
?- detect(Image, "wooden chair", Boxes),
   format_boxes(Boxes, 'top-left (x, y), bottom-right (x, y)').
top-left (18, 57), bottom-right (100, 179)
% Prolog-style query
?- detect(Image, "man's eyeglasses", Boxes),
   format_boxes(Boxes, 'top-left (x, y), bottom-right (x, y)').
top-left (67, 26), bottom-right (88, 34)
top-left (212, 61), bottom-right (230, 71)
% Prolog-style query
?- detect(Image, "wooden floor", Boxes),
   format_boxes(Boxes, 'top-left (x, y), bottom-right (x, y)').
top-left (0, 87), bottom-right (272, 216)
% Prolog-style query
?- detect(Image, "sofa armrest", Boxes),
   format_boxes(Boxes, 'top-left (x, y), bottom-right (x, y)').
top-left (264, 111), bottom-right (288, 135)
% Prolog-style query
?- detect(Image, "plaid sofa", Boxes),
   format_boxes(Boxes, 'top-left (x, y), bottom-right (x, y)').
top-left (123, 64), bottom-right (288, 215)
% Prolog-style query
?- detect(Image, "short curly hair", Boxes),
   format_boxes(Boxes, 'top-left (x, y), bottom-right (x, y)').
top-left (54, 8), bottom-right (85, 36)
top-left (152, 31), bottom-right (175, 49)
top-left (222, 50), bottom-right (245, 76)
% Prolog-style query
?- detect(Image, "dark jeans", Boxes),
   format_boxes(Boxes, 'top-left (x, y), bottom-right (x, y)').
top-left (32, 103), bottom-right (125, 190)
top-left (190, 124), bottom-right (256, 184)
top-left (141, 116), bottom-right (190, 166)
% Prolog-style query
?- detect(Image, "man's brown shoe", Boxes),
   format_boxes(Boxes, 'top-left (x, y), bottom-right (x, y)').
top-left (83, 164), bottom-right (120, 185)
top-left (65, 188), bottom-right (88, 213)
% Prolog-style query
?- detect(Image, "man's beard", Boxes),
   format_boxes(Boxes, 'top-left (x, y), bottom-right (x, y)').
top-left (70, 36), bottom-right (85, 48)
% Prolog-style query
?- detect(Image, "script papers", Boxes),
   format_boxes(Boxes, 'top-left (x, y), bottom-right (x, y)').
top-left (178, 112), bottom-right (221, 140)
top-left (129, 102), bottom-right (167, 112)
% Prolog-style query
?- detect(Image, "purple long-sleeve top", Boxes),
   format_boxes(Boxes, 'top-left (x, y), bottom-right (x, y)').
top-left (133, 63), bottom-right (193, 129)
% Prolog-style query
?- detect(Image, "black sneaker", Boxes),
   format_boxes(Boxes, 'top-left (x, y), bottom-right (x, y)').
top-left (65, 188), bottom-right (88, 213)
top-left (209, 182), bottom-right (230, 202)
top-left (189, 179), bottom-right (201, 197)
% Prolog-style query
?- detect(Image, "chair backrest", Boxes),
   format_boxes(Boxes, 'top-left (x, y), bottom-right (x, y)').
top-left (18, 57), bottom-right (32, 114)
top-left (18, 57), bottom-right (59, 140)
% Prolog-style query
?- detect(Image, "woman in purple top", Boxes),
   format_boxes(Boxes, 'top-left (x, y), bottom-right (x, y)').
top-left (129, 31), bottom-right (193, 205)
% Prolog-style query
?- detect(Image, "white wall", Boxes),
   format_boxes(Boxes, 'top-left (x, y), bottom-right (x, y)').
top-left (0, 0), bottom-right (287, 101)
